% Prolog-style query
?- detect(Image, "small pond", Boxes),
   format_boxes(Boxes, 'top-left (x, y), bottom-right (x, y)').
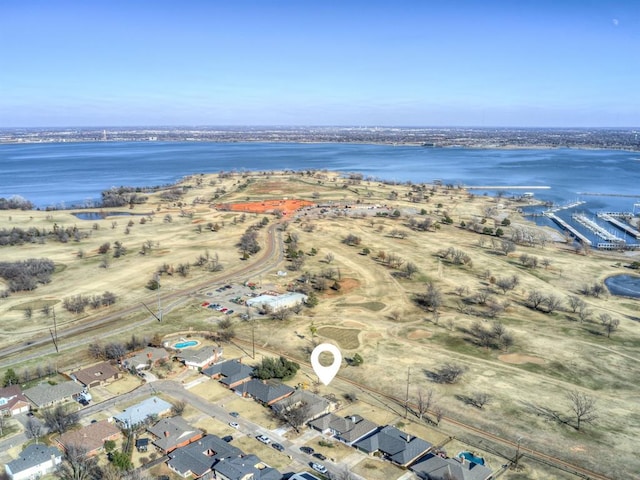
top-left (605, 274), bottom-right (640, 299)
top-left (72, 211), bottom-right (137, 220)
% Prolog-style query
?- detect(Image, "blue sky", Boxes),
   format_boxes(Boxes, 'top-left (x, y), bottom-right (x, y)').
top-left (1, 0), bottom-right (638, 127)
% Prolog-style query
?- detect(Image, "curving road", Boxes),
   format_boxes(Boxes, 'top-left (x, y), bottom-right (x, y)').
top-left (0, 222), bottom-right (284, 368)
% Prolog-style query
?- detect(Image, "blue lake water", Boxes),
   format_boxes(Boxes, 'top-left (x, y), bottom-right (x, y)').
top-left (1, 142), bottom-right (639, 214)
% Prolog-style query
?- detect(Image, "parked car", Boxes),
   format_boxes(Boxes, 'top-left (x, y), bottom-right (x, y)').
top-left (313, 453), bottom-right (327, 461)
top-left (256, 434), bottom-right (271, 444)
top-left (229, 422), bottom-right (239, 429)
top-left (300, 446), bottom-right (314, 455)
top-left (229, 412), bottom-right (240, 418)
top-left (222, 435), bottom-right (233, 443)
top-left (226, 309), bottom-right (234, 315)
top-left (271, 442), bottom-right (284, 452)
top-left (311, 463), bottom-right (328, 475)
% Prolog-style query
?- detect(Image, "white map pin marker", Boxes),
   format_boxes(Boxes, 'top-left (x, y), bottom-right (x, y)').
top-left (311, 343), bottom-right (342, 386)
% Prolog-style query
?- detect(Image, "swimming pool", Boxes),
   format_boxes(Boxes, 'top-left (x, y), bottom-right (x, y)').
top-left (458, 451), bottom-right (485, 465)
top-left (174, 340), bottom-right (198, 349)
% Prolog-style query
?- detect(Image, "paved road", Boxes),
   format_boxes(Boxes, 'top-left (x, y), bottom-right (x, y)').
top-left (0, 222), bottom-right (285, 369)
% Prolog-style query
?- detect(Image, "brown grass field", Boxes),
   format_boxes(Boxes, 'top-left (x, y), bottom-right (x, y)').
top-left (1, 170), bottom-right (639, 479)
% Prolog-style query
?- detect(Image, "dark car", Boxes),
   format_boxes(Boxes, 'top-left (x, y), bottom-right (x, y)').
top-left (313, 453), bottom-right (327, 461)
top-left (230, 411), bottom-right (240, 418)
top-left (272, 442), bottom-right (284, 452)
top-left (300, 446), bottom-right (314, 455)
top-left (222, 435), bottom-right (233, 443)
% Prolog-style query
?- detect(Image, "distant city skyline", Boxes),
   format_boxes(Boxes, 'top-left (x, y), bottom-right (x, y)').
top-left (1, 0), bottom-right (638, 128)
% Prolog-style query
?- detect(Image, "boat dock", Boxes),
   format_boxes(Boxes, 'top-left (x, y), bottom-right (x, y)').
top-left (596, 213), bottom-right (640, 239)
top-left (543, 212), bottom-right (592, 246)
top-left (546, 200), bottom-right (586, 213)
top-left (572, 214), bottom-right (625, 243)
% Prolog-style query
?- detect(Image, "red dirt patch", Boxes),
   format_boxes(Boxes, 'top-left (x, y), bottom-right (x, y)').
top-left (216, 199), bottom-right (315, 215)
top-left (407, 329), bottom-right (432, 340)
top-left (323, 278), bottom-right (361, 297)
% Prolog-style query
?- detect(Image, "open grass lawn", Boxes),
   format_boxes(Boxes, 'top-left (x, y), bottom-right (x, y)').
top-left (2, 171), bottom-right (639, 478)
top-left (351, 457), bottom-right (406, 480)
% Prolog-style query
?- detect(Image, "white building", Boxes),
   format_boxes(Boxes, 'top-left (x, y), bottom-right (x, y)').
top-left (246, 292), bottom-right (307, 312)
top-left (5, 444), bottom-right (62, 480)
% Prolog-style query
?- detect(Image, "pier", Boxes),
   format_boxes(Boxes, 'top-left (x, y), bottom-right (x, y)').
top-left (543, 212), bottom-right (592, 246)
top-left (597, 213), bottom-right (640, 239)
top-left (572, 214), bottom-right (625, 244)
top-left (546, 200), bottom-right (585, 213)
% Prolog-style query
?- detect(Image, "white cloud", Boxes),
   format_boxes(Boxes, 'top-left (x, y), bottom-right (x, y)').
top-left (612, 18), bottom-right (619, 27)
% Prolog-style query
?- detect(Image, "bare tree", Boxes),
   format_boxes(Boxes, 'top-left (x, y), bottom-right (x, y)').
top-left (599, 313), bottom-right (620, 338)
top-left (57, 444), bottom-right (102, 480)
top-left (526, 290), bottom-right (545, 310)
top-left (544, 294), bottom-right (563, 314)
top-left (25, 418), bottom-right (43, 443)
top-left (578, 303), bottom-right (592, 323)
top-left (433, 363), bottom-right (465, 384)
top-left (416, 388), bottom-right (433, 420)
top-left (567, 295), bottom-right (585, 313)
top-left (470, 391), bottom-right (491, 409)
top-left (324, 252), bottom-right (334, 264)
top-left (43, 404), bottom-right (79, 434)
top-left (567, 390), bottom-right (597, 430)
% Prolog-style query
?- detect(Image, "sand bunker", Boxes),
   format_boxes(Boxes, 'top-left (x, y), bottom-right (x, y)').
top-left (407, 329), bottom-right (432, 340)
top-left (499, 353), bottom-right (546, 365)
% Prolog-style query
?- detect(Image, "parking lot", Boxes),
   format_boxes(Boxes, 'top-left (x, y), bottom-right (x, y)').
top-left (201, 282), bottom-right (269, 319)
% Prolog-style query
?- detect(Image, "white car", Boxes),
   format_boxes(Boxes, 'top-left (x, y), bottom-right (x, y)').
top-left (229, 422), bottom-right (239, 429)
top-left (256, 434), bottom-right (271, 444)
top-left (311, 463), bottom-right (327, 474)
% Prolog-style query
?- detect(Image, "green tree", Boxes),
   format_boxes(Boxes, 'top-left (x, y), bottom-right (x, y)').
top-left (351, 353), bottom-right (364, 366)
top-left (3, 368), bottom-right (19, 387)
top-left (110, 450), bottom-right (132, 471)
top-left (254, 356), bottom-right (300, 381)
top-left (103, 440), bottom-right (116, 453)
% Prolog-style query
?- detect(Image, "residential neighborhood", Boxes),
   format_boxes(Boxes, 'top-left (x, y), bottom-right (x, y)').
top-left (1, 329), bottom-right (498, 480)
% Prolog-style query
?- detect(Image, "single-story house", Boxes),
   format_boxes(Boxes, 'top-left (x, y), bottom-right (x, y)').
top-left (148, 416), bottom-right (204, 453)
top-left (167, 434), bottom-right (242, 478)
top-left (272, 390), bottom-right (333, 424)
top-left (56, 419), bottom-right (121, 456)
top-left (212, 454), bottom-right (281, 480)
top-left (410, 453), bottom-right (493, 480)
top-left (202, 359), bottom-right (253, 389)
top-left (113, 396), bottom-right (173, 429)
top-left (354, 425), bottom-right (433, 467)
top-left (236, 378), bottom-right (295, 406)
top-left (23, 381), bottom-right (85, 409)
top-left (5, 444), bottom-right (62, 480)
top-left (308, 413), bottom-right (378, 446)
top-left (176, 346), bottom-right (223, 370)
top-left (123, 347), bottom-right (170, 371)
top-left (246, 292), bottom-right (308, 312)
top-left (0, 385), bottom-right (31, 416)
top-left (69, 361), bottom-right (120, 389)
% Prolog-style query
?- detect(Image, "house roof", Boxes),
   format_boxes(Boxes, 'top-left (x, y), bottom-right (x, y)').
top-left (167, 434), bottom-right (242, 477)
top-left (240, 378), bottom-right (295, 404)
top-left (57, 420), bottom-right (120, 453)
top-left (23, 381), bottom-right (85, 408)
top-left (113, 396), bottom-right (172, 427)
top-left (124, 347), bottom-right (169, 369)
top-left (309, 413), bottom-right (377, 444)
top-left (410, 453), bottom-right (493, 480)
top-left (0, 385), bottom-right (29, 412)
top-left (272, 390), bottom-right (332, 422)
top-left (6, 444), bottom-right (61, 475)
top-left (202, 359), bottom-right (253, 386)
top-left (70, 361), bottom-right (119, 387)
top-left (354, 425), bottom-right (432, 465)
top-left (213, 454), bottom-right (281, 480)
top-left (148, 416), bottom-right (203, 452)
top-left (177, 346), bottom-right (223, 366)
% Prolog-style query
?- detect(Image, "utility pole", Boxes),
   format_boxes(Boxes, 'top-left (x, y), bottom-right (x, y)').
top-left (49, 306), bottom-right (59, 353)
top-left (404, 367), bottom-right (411, 418)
